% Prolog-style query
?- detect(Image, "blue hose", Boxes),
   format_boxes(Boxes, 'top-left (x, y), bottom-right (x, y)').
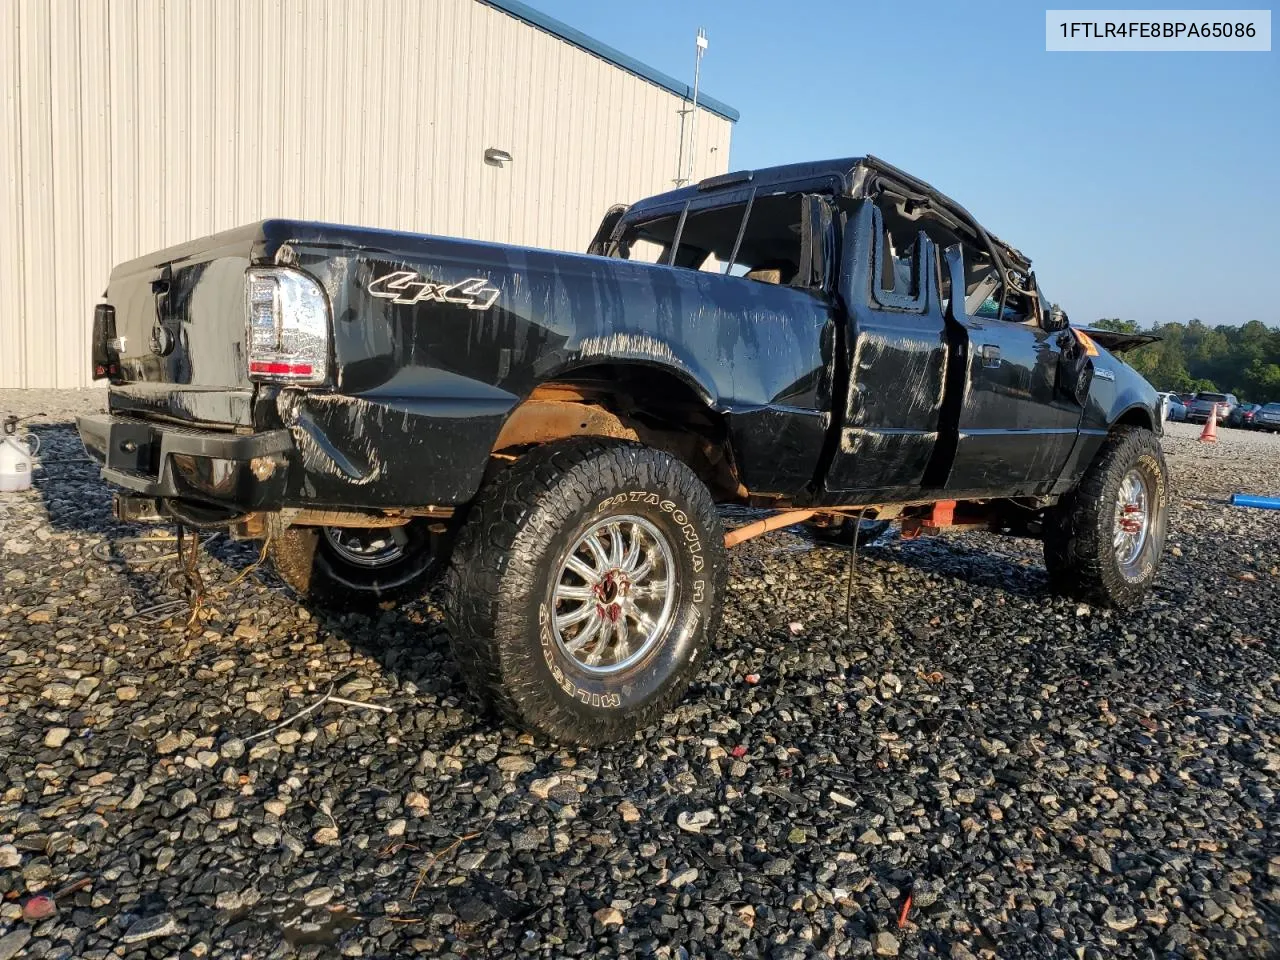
top-left (1230, 493), bottom-right (1280, 510)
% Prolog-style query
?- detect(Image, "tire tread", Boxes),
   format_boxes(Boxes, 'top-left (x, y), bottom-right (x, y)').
top-left (443, 438), bottom-right (725, 744)
top-left (1043, 426), bottom-right (1168, 609)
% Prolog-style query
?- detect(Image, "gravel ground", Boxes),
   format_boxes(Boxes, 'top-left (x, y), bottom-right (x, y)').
top-left (0, 392), bottom-right (1277, 960)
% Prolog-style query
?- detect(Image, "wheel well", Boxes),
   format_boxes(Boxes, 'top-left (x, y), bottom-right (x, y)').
top-left (490, 365), bottom-right (745, 501)
top-left (1113, 406), bottom-right (1155, 431)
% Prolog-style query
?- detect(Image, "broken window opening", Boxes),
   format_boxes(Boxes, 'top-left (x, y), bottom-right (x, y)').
top-left (611, 217), bottom-right (675, 264)
top-left (610, 192), bottom-right (818, 289)
top-left (959, 241), bottom-right (1034, 325)
top-left (871, 189), bottom-right (1038, 325)
top-left (893, 202), bottom-right (1033, 325)
top-left (682, 193), bottom-right (811, 285)
top-left (869, 200), bottom-right (926, 311)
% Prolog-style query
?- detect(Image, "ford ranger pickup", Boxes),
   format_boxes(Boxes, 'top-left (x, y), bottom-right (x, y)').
top-left (78, 156), bottom-right (1169, 744)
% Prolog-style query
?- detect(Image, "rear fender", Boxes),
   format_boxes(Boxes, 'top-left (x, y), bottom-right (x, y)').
top-left (490, 364), bottom-right (745, 502)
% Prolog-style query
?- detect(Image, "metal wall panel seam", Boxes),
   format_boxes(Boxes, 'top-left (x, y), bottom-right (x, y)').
top-left (18, 0), bottom-right (54, 387)
top-left (78, 0), bottom-right (112, 387)
top-left (2, 0), bottom-right (28, 385)
top-left (48, 0), bottom-right (79, 386)
top-left (3, 2), bottom-right (28, 386)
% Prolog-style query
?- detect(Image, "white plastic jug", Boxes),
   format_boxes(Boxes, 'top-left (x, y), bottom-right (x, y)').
top-left (0, 417), bottom-right (37, 492)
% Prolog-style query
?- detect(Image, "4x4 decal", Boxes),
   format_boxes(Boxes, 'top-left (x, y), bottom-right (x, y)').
top-left (368, 270), bottom-right (500, 310)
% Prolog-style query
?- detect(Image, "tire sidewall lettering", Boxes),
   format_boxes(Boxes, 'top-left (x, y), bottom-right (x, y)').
top-left (531, 487), bottom-right (715, 712)
top-left (596, 491), bottom-right (706, 573)
top-left (1113, 449), bottom-right (1168, 585)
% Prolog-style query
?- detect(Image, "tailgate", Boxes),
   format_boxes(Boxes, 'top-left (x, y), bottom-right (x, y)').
top-left (103, 222), bottom-right (268, 427)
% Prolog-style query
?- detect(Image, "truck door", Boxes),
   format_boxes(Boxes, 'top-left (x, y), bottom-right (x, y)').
top-left (940, 243), bottom-right (1082, 493)
top-left (824, 201), bottom-right (949, 496)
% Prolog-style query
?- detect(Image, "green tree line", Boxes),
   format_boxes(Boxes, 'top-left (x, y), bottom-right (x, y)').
top-left (1092, 318), bottom-right (1280, 403)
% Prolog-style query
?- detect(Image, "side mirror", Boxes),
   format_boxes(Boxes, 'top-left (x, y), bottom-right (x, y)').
top-left (1045, 304), bottom-right (1070, 332)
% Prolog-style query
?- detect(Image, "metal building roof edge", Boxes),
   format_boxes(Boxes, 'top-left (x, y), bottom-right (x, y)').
top-left (479, 0), bottom-right (740, 122)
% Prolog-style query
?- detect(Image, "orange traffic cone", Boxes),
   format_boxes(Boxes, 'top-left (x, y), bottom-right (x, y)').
top-left (1199, 403), bottom-right (1219, 442)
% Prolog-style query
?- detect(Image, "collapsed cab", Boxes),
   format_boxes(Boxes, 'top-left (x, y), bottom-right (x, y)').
top-left (78, 156), bottom-right (1169, 744)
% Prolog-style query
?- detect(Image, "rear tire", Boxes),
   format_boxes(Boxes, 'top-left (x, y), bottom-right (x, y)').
top-left (268, 521), bottom-right (441, 609)
top-left (1042, 427), bottom-right (1169, 609)
top-left (444, 439), bottom-right (725, 745)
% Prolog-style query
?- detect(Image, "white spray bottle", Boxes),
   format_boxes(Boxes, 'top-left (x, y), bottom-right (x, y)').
top-left (0, 415), bottom-right (38, 492)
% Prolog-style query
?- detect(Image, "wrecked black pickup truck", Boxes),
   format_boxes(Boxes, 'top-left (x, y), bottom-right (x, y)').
top-left (79, 156), bottom-right (1168, 744)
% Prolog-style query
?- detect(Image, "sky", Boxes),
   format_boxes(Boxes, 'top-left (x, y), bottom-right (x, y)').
top-left (531, 0), bottom-right (1278, 328)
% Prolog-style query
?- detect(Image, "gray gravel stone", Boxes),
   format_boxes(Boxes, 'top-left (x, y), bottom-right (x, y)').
top-left (496, 754), bottom-right (535, 773)
top-left (0, 397), bottom-right (1276, 959)
top-left (0, 928), bottom-right (31, 960)
top-left (172, 787), bottom-right (197, 809)
top-left (304, 886), bottom-right (335, 907)
top-left (669, 867), bottom-right (698, 889)
top-left (510, 828), bottom-right (544, 852)
top-left (1105, 906), bottom-right (1139, 932)
top-left (42, 726), bottom-right (71, 748)
top-left (873, 930), bottom-right (900, 955)
top-left (120, 783), bottom-right (145, 809)
top-left (120, 913), bottom-right (179, 942)
top-left (1089, 845), bottom-right (1114, 873)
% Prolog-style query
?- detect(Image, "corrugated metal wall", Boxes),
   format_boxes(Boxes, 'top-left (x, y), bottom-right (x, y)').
top-left (0, 0), bottom-right (734, 388)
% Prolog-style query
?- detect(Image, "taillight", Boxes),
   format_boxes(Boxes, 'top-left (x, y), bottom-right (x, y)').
top-left (245, 267), bottom-right (330, 385)
top-left (91, 303), bottom-right (118, 380)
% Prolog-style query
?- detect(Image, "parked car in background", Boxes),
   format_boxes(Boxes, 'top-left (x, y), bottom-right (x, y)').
top-left (1228, 402), bottom-right (1261, 429)
top-left (1158, 392), bottom-right (1187, 422)
top-left (1253, 403), bottom-right (1280, 432)
top-left (1186, 392), bottom-right (1237, 424)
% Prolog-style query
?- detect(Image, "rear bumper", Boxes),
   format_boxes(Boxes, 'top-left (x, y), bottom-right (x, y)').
top-left (77, 413), bottom-right (293, 510)
top-left (80, 386), bottom-right (505, 511)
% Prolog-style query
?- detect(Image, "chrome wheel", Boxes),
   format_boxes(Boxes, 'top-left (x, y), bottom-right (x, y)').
top-left (550, 515), bottom-right (676, 675)
top-left (1113, 469), bottom-right (1153, 576)
top-left (322, 526), bottom-right (409, 569)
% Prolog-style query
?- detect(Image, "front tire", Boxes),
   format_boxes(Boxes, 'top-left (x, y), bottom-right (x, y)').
top-left (444, 439), bottom-right (725, 744)
top-left (1043, 427), bottom-right (1169, 609)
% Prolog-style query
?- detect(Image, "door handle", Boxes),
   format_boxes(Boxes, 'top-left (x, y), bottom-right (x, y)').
top-left (980, 343), bottom-right (1001, 367)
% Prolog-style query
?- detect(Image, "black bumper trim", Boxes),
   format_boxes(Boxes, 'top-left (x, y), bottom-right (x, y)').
top-left (77, 413), bottom-right (294, 507)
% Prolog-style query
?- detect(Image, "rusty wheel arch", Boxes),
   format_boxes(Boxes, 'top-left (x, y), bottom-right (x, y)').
top-left (489, 367), bottom-right (746, 502)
